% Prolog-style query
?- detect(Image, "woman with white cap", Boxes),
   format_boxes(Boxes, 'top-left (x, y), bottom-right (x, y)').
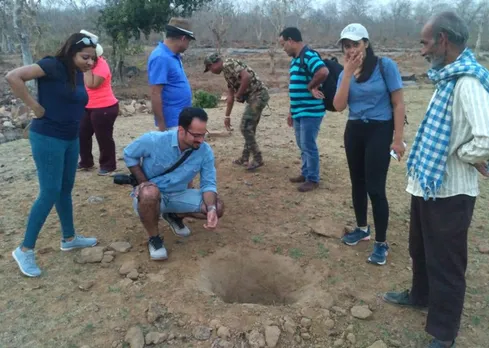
top-left (78, 30), bottom-right (119, 176)
top-left (333, 23), bottom-right (406, 265)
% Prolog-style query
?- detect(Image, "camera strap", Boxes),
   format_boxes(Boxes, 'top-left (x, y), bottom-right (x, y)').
top-left (159, 148), bottom-right (194, 176)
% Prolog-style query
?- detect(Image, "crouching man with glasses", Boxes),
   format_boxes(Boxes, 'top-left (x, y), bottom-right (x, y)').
top-left (123, 107), bottom-right (224, 260)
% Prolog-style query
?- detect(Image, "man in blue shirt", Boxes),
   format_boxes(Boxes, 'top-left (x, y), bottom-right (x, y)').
top-left (279, 27), bottom-right (328, 192)
top-left (148, 17), bottom-right (194, 131)
top-left (123, 107), bottom-right (224, 260)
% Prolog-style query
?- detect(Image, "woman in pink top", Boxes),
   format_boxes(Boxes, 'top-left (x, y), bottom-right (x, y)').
top-left (79, 52), bottom-right (119, 175)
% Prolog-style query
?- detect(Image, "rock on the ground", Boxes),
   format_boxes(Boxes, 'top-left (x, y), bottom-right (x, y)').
top-left (264, 326), bottom-right (281, 348)
top-left (209, 319), bottom-right (222, 329)
top-left (212, 339), bottom-right (234, 348)
top-left (387, 339), bottom-right (402, 347)
top-left (334, 339), bottom-right (344, 347)
top-left (331, 306), bottom-right (347, 316)
top-left (145, 332), bottom-right (167, 345)
top-left (368, 340), bottom-right (388, 348)
top-left (300, 317), bottom-right (312, 329)
top-left (78, 281), bottom-right (95, 291)
top-left (79, 247), bottom-right (104, 263)
top-left (351, 305), bottom-right (373, 319)
top-left (109, 241), bottom-right (132, 253)
top-left (119, 260), bottom-right (137, 275)
top-left (127, 270), bottom-right (139, 280)
top-left (347, 333), bottom-right (356, 344)
top-left (102, 255), bottom-right (114, 263)
top-left (478, 245), bottom-right (489, 254)
top-left (217, 326), bottom-right (231, 339)
top-left (283, 316), bottom-right (297, 334)
top-left (324, 319), bottom-right (335, 330)
top-left (193, 326), bottom-right (212, 341)
top-left (301, 332), bottom-right (311, 340)
top-left (247, 330), bottom-right (266, 348)
top-left (147, 302), bottom-right (166, 324)
top-left (125, 326), bottom-right (144, 348)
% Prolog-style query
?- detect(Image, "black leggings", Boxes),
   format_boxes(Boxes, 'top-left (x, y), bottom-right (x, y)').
top-left (344, 119), bottom-right (393, 242)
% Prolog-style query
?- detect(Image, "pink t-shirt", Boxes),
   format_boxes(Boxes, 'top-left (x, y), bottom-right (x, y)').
top-left (85, 56), bottom-right (118, 109)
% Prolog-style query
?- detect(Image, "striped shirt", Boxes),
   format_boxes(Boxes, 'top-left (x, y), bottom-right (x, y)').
top-left (407, 76), bottom-right (489, 198)
top-left (289, 48), bottom-right (326, 118)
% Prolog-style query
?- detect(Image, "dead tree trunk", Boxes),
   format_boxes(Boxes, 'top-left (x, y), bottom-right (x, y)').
top-left (474, 19), bottom-right (483, 58)
top-left (13, 0), bottom-right (36, 95)
top-left (268, 45), bottom-right (277, 75)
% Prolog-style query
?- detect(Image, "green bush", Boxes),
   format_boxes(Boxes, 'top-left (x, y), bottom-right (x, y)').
top-left (192, 89), bottom-right (219, 109)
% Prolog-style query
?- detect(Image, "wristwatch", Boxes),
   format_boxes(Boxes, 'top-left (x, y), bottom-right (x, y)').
top-left (207, 205), bottom-right (217, 212)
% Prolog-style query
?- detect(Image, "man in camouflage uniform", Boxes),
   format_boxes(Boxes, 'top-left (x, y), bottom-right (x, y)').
top-left (204, 53), bottom-right (270, 171)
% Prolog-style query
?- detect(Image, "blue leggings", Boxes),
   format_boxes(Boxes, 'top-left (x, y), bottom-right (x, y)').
top-left (23, 131), bottom-right (79, 249)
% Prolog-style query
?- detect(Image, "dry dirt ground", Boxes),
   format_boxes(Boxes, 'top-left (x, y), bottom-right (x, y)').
top-left (0, 50), bottom-right (488, 348)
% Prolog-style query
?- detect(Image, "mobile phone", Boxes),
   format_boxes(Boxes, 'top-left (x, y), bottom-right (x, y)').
top-left (390, 142), bottom-right (407, 161)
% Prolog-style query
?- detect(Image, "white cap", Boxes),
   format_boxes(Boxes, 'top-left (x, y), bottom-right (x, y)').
top-left (80, 29), bottom-right (103, 57)
top-left (337, 23), bottom-right (369, 45)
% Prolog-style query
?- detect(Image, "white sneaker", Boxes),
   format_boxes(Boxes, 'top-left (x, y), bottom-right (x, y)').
top-left (162, 213), bottom-right (191, 237)
top-left (148, 236), bottom-right (168, 260)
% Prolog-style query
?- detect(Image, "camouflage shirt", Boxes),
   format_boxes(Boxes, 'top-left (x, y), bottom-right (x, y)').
top-left (222, 58), bottom-right (267, 98)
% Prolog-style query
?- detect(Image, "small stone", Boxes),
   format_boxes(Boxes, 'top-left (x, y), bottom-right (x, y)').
top-left (119, 260), bottom-right (137, 275)
top-left (87, 196), bottom-right (104, 204)
top-left (264, 326), bottom-right (281, 348)
top-left (168, 333), bottom-right (175, 340)
top-left (111, 341), bottom-right (119, 348)
top-left (295, 335), bottom-right (302, 343)
top-left (247, 330), bottom-right (266, 348)
top-left (347, 333), bottom-right (356, 344)
top-left (193, 326), bottom-right (211, 341)
top-left (300, 317), bottom-right (312, 329)
top-left (79, 247), bottom-right (104, 263)
top-left (301, 307), bottom-right (319, 319)
top-left (104, 250), bottom-right (116, 256)
top-left (147, 302), bottom-right (166, 324)
top-left (209, 319), bottom-right (221, 329)
top-left (102, 255), bottom-right (114, 263)
top-left (324, 319), bottom-right (335, 330)
top-left (283, 316), bottom-right (297, 334)
top-left (145, 332), bottom-right (167, 345)
top-left (78, 281), bottom-right (95, 291)
top-left (125, 326), bottom-right (144, 348)
top-left (301, 332), bottom-right (311, 340)
top-left (334, 339), bottom-right (344, 347)
top-left (80, 346), bottom-right (90, 348)
top-left (346, 325), bottom-right (354, 332)
top-left (109, 241), bottom-right (132, 253)
top-left (387, 339), bottom-right (402, 347)
top-left (217, 326), bottom-right (231, 339)
top-left (367, 340), bottom-right (388, 348)
top-left (127, 270), bottom-right (139, 280)
top-left (331, 306), bottom-right (347, 316)
top-left (478, 245), bottom-right (489, 254)
top-left (119, 278), bottom-right (133, 288)
top-left (212, 339), bottom-right (234, 348)
top-left (351, 305), bottom-right (373, 319)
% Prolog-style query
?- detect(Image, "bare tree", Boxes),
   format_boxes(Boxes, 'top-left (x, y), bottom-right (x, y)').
top-left (206, 0), bottom-right (235, 54)
top-left (264, 0), bottom-right (290, 74)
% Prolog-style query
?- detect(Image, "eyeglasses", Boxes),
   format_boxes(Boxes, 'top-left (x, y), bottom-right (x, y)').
top-left (75, 37), bottom-right (98, 46)
top-left (186, 129), bottom-right (206, 139)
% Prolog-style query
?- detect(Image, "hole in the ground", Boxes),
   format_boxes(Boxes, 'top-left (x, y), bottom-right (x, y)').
top-left (199, 249), bottom-right (315, 306)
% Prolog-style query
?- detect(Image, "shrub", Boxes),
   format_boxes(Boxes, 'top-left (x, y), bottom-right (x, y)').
top-left (192, 89), bottom-right (219, 109)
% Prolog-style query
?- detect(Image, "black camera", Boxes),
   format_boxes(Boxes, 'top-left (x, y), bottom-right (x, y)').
top-left (113, 173), bottom-right (138, 187)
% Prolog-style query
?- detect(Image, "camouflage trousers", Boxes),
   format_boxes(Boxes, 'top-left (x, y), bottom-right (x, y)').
top-left (240, 89), bottom-right (270, 163)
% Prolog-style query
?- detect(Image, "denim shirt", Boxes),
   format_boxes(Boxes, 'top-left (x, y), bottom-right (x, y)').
top-left (123, 130), bottom-right (217, 194)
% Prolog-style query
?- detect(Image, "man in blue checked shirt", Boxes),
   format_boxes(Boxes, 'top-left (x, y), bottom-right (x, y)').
top-left (123, 107), bottom-right (224, 261)
top-left (279, 27), bottom-right (329, 192)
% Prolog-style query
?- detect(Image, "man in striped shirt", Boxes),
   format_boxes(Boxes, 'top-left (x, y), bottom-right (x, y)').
top-left (383, 12), bottom-right (489, 348)
top-left (279, 27), bottom-right (329, 192)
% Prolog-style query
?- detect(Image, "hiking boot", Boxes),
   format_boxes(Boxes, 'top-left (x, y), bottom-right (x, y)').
top-left (298, 181), bottom-right (319, 192)
top-left (163, 213), bottom-right (191, 237)
top-left (428, 339), bottom-right (456, 348)
top-left (148, 235), bottom-right (168, 260)
top-left (341, 226), bottom-right (371, 246)
top-left (368, 242), bottom-right (389, 265)
top-left (382, 290), bottom-right (428, 313)
top-left (289, 175), bottom-right (306, 183)
top-left (12, 246), bottom-right (41, 277)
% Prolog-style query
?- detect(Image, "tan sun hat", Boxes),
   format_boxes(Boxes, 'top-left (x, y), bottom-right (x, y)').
top-left (166, 17), bottom-right (196, 40)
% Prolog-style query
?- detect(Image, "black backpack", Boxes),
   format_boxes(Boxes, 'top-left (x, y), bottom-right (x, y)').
top-left (299, 47), bottom-right (344, 112)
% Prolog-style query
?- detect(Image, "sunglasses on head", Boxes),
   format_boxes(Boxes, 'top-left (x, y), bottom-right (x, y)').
top-left (75, 37), bottom-right (98, 46)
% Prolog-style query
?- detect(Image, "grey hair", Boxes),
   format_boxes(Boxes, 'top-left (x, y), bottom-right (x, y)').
top-left (430, 11), bottom-right (469, 48)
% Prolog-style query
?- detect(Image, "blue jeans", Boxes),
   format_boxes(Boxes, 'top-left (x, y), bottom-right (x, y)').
top-left (293, 117), bottom-right (323, 183)
top-left (23, 131), bottom-right (79, 249)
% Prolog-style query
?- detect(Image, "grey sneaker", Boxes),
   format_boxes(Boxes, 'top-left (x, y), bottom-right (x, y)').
top-left (12, 247), bottom-right (41, 277)
top-left (148, 235), bottom-right (168, 260)
top-left (428, 339), bottom-right (456, 348)
top-left (163, 213), bottom-right (191, 237)
top-left (60, 235), bottom-right (98, 251)
top-left (383, 290), bottom-right (428, 313)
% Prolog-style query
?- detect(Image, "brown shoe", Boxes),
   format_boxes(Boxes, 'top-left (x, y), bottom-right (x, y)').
top-left (289, 175), bottom-right (306, 183)
top-left (298, 181), bottom-right (319, 192)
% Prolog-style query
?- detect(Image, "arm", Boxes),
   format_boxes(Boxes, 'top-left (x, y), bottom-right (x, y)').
top-left (308, 66), bottom-right (328, 91)
top-left (6, 64), bottom-right (46, 114)
top-left (84, 69), bottom-right (105, 89)
top-left (391, 89), bottom-right (406, 142)
top-left (235, 70), bottom-right (251, 100)
top-left (123, 133), bottom-right (153, 184)
top-left (225, 87), bottom-right (235, 116)
top-left (200, 148), bottom-right (218, 209)
top-left (150, 85), bottom-right (165, 131)
top-left (456, 78), bottom-right (489, 164)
